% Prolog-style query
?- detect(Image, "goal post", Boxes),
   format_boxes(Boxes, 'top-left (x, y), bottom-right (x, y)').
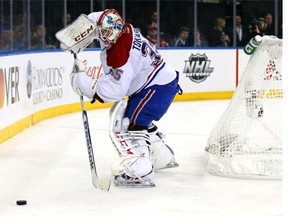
top-left (204, 35), bottom-right (283, 179)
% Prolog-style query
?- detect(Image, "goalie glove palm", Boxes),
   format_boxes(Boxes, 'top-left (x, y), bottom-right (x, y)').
top-left (70, 59), bottom-right (97, 99)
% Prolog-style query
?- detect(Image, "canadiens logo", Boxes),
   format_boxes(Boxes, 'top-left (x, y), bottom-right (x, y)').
top-left (183, 54), bottom-right (214, 83)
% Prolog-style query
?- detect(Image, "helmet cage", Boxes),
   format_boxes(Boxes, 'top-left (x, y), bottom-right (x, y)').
top-left (97, 9), bottom-right (125, 43)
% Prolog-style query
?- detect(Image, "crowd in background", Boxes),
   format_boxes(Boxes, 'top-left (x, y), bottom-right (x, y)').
top-left (0, 0), bottom-right (283, 52)
top-left (143, 11), bottom-right (277, 48)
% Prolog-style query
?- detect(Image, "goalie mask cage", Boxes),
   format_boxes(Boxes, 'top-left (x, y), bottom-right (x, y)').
top-left (205, 36), bottom-right (282, 179)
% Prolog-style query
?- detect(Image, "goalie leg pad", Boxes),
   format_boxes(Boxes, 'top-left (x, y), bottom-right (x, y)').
top-left (109, 100), bottom-right (152, 155)
top-left (148, 124), bottom-right (179, 170)
top-left (111, 132), bottom-right (155, 187)
top-left (109, 100), bottom-right (130, 156)
top-left (111, 134), bottom-right (155, 187)
top-left (109, 100), bottom-right (155, 186)
top-left (109, 100), bottom-right (128, 133)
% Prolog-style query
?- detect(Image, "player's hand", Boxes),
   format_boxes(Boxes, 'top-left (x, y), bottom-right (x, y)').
top-left (72, 59), bottom-right (86, 73)
top-left (70, 59), bottom-right (97, 99)
top-left (70, 59), bottom-right (86, 95)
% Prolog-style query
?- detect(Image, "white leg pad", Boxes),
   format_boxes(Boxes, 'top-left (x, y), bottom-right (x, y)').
top-left (109, 100), bottom-right (155, 186)
top-left (149, 127), bottom-right (179, 170)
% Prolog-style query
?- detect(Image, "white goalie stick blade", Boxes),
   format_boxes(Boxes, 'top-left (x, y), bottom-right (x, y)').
top-left (55, 14), bottom-right (96, 53)
top-left (91, 172), bottom-right (111, 191)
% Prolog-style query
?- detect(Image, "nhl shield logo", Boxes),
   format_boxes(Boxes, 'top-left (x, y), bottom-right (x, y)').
top-left (183, 54), bottom-right (214, 83)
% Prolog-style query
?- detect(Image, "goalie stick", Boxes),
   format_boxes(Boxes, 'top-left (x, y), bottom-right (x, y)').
top-left (73, 53), bottom-right (111, 191)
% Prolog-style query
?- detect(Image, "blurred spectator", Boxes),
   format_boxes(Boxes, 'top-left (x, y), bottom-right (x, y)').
top-left (50, 13), bottom-right (73, 49)
top-left (207, 17), bottom-right (230, 47)
top-left (145, 10), bottom-right (157, 38)
top-left (193, 28), bottom-right (209, 47)
top-left (145, 10), bottom-right (173, 46)
top-left (0, 15), bottom-right (11, 50)
top-left (229, 14), bottom-right (249, 47)
top-left (0, 31), bottom-right (11, 50)
top-left (13, 24), bottom-right (27, 50)
top-left (247, 17), bottom-right (266, 38)
top-left (31, 25), bottom-right (55, 49)
top-left (175, 26), bottom-right (190, 47)
top-left (263, 12), bottom-right (273, 35)
top-left (146, 23), bottom-right (169, 47)
top-left (257, 18), bottom-right (267, 36)
top-left (0, 15), bottom-right (11, 32)
top-left (64, 13), bottom-right (72, 26)
top-left (147, 10), bottom-right (158, 29)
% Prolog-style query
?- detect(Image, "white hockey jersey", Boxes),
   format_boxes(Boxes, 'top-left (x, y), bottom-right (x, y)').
top-left (88, 12), bottom-right (176, 103)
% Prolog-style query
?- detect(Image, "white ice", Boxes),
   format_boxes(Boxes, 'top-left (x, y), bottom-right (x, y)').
top-left (0, 100), bottom-right (283, 216)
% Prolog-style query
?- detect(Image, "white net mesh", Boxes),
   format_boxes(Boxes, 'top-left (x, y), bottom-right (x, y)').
top-left (205, 36), bottom-right (282, 179)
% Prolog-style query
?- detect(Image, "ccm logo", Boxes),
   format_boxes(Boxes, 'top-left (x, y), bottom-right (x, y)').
top-left (74, 25), bottom-right (94, 42)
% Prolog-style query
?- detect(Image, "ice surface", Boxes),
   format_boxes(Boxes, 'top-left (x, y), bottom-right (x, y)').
top-left (0, 100), bottom-right (283, 216)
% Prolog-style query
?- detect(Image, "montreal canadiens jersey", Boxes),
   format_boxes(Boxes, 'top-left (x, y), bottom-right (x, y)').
top-left (88, 12), bottom-right (176, 103)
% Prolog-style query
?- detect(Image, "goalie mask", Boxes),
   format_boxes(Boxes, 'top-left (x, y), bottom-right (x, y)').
top-left (97, 9), bottom-right (125, 44)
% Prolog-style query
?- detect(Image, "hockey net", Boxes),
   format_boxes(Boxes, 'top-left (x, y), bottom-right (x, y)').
top-left (205, 36), bottom-right (282, 179)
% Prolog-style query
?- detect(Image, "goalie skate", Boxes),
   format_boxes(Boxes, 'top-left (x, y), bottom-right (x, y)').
top-left (111, 155), bottom-right (155, 187)
top-left (160, 158), bottom-right (179, 170)
top-left (114, 174), bottom-right (155, 188)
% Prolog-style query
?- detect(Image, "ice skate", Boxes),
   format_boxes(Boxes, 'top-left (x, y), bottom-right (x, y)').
top-left (112, 149), bottom-right (155, 188)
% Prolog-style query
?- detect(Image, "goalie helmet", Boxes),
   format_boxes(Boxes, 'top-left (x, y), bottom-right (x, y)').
top-left (97, 9), bottom-right (125, 44)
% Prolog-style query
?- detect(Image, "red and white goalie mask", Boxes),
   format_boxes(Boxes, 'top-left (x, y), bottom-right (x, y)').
top-left (97, 9), bottom-right (125, 45)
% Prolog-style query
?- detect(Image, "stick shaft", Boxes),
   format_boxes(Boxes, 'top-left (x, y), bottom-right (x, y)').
top-left (73, 53), bottom-right (110, 191)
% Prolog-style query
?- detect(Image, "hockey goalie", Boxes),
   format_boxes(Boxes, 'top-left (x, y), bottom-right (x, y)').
top-left (56, 9), bottom-right (181, 187)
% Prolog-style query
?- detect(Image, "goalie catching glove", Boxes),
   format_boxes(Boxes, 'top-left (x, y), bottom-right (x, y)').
top-left (55, 14), bottom-right (97, 54)
top-left (70, 59), bottom-right (97, 100)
